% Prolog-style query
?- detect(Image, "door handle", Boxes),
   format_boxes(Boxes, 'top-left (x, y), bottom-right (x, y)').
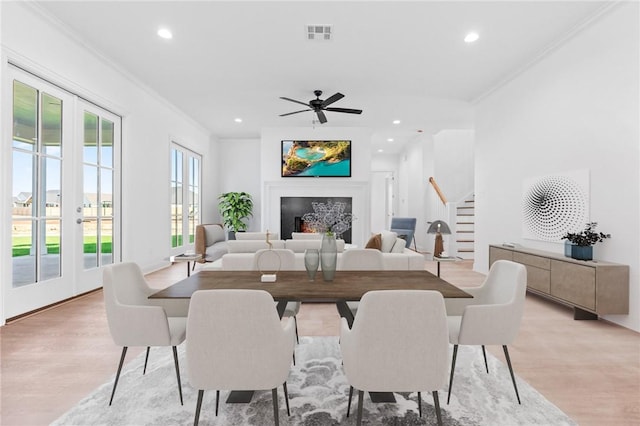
top-left (76, 218), bottom-right (90, 224)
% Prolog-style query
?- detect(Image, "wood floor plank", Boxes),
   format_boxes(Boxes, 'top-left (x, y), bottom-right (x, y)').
top-left (1, 259), bottom-right (638, 425)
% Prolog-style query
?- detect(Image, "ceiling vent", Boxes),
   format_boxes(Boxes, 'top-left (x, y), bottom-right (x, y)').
top-left (307, 25), bottom-right (332, 41)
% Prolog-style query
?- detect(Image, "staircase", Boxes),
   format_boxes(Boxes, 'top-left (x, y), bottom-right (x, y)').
top-left (455, 195), bottom-right (475, 260)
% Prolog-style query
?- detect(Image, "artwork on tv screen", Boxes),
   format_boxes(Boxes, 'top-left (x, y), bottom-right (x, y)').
top-left (281, 140), bottom-right (351, 177)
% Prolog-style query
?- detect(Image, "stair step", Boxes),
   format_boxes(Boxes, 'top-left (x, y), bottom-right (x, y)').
top-left (457, 206), bottom-right (474, 210)
top-left (465, 200), bottom-right (475, 203)
top-left (457, 239), bottom-right (474, 243)
top-left (457, 222), bottom-right (474, 225)
top-left (456, 213), bottom-right (474, 216)
top-left (457, 230), bottom-right (474, 233)
top-left (458, 248), bottom-right (475, 252)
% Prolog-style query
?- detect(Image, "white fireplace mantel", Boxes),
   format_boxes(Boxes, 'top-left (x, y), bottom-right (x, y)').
top-left (262, 180), bottom-right (371, 247)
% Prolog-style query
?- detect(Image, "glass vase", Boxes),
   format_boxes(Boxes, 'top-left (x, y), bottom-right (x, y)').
top-left (320, 233), bottom-right (337, 281)
top-left (304, 249), bottom-right (320, 281)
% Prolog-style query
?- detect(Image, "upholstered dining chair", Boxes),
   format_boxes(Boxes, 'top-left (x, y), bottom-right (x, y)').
top-left (252, 248), bottom-right (301, 344)
top-left (341, 290), bottom-right (449, 426)
top-left (102, 262), bottom-right (186, 406)
top-left (445, 259), bottom-right (527, 405)
top-left (339, 249), bottom-right (384, 321)
top-left (187, 289), bottom-right (296, 426)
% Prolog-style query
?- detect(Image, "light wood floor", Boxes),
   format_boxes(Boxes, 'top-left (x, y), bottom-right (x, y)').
top-left (1, 260), bottom-right (638, 425)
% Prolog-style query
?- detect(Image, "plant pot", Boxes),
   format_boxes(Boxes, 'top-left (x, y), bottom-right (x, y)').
top-left (571, 245), bottom-right (593, 261)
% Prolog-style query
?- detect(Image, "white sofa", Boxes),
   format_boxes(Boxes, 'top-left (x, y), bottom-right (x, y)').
top-left (204, 235), bottom-right (424, 271)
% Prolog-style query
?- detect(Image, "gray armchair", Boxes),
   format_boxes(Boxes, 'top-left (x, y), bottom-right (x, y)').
top-left (195, 223), bottom-right (228, 263)
top-left (390, 217), bottom-right (417, 250)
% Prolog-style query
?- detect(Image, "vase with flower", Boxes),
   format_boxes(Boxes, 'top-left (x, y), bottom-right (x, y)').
top-left (302, 201), bottom-right (355, 281)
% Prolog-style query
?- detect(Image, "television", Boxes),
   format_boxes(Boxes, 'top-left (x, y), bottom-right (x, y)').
top-left (281, 140), bottom-right (351, 177)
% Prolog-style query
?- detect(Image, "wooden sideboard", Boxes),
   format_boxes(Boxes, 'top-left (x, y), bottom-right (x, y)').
top-left (489, 245), bottom-right (629, 320)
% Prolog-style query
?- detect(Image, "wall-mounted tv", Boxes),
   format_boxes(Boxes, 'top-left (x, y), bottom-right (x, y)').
top-left (281, 140), bottom-right (351, 177)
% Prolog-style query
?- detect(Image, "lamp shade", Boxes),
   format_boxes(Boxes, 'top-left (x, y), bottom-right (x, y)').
top-left (427, 220), bottom-right (451, 235)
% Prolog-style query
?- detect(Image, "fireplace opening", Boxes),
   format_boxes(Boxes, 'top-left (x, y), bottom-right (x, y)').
top-left (281, 197), bottom-right (352, 242)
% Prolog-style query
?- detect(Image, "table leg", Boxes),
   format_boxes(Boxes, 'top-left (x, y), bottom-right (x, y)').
top-left (437, 261), bottom-right (441, 277)
top-left (187, 261), bottom-right (191, 277)
top-left (226, 391), bottom-right (254, 403)
top-left (335, 301), bottom-right (355, 328)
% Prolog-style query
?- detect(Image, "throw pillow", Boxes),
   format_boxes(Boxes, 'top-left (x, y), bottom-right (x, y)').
top-left (365, 233), bottom-right (382, 250)
top-left (391, 237), bottom-right (407, 253)
top-left (380, 230), bottom-right (398, 253)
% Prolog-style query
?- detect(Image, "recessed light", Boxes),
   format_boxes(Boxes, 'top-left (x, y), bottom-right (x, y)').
top-left (464, 32), bottom-right (479, 43)
top-left (378, 149), bottom-right (384, 153)
top-left (157, 28), bottom-right (173, 39)
top-left (234, 118), bottom-right (242, 123)
top-left (387, 138), bottom-right (394, 142)
top-left (392, 120), bottom-right (401, 125)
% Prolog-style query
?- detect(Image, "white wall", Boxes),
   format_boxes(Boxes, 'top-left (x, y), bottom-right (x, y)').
top-left (475, 3), bottom-right (639, 331)
top-left (433, 129), bottom-right (475, 202)
top-left (1, 3), bottom-right (211, 274)
top-left (213, 138), bottom-right (261, 229)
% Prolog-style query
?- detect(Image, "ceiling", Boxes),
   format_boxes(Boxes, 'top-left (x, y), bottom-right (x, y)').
top-left (34, 1), bottom-right (611, 154)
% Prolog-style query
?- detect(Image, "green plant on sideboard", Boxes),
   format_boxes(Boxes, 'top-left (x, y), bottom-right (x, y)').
top-left (217, 192), bottom-right (254, 236)
top-left (562, 222), bottom-right (610, 261)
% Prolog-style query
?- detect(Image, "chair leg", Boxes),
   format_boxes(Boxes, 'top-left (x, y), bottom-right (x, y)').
top-left (143, 347), bottom-right (150, 374)
top-left (294, 316), bottom-right (299, 344)
top-left (418, 391), bottom-right (422, 417)
top-left (272, 387), bottom-right (280, 426)
top-left (356, 390), bottom-right (364, 426)
top-left (215, 390), bottom-right (220, 415)
top-left (293, 352), bottom-right (296, 366)
top-left (172, 346), bottom-right (183, 405)
top-left (433, 391), bottom-right (442, 426)
top-left (109, 346), bottom-right (128, 406)
top-left (194, 389), bottom-right (204, 426)
top-left (283, 382), bottom-right (291, 416)
top-left (447, 344), bottom-right (458, 404)
top-left (347, 386), bottom-right (353, 417)
top-left (482, 345), bottom-right (489, 374)
top-left (503, 345), bottom-right (521, 404)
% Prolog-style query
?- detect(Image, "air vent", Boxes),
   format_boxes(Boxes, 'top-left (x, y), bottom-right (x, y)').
top-left (307, 25), bottom-right (332, 41)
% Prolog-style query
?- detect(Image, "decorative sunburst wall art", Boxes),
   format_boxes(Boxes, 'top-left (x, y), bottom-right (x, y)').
top-left (522, 170), bottom-right (589, 242)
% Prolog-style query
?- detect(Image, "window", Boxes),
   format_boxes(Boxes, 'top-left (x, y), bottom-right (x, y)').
top-left (171, 144), bottom-right (201, 249)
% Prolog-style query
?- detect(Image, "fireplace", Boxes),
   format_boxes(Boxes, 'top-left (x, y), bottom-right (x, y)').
top-left (280, 197), bottom-right (352, 242)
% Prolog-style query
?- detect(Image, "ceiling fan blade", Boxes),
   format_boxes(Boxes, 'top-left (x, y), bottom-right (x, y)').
top-left (280, 97), bottom-right (310, 107)
top-left (325, 107), bottom-right (363, 114)
top-left (321, 92), bottom-right (344, 107)
top-left (316, 110), bottom-right (328, 123)
top-left (279, 109), bottom-right (312, 117)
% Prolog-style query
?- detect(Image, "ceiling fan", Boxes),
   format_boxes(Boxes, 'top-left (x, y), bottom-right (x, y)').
top-left (279, 90), bottom-right (362, 124)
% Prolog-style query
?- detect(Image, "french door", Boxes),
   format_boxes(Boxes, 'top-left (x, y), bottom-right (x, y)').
top-left (7, 67), bottom-right (120, 318)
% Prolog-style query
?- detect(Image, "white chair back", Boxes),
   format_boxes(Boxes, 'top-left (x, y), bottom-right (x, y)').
top-left (458, 260), bottom-right (527, 345)
top-left (186, 289), bottom-right (295, 391)
top-left (340, 249), bottom-right (384, 270)
top-left (340, 290), bottom-right (449, 392)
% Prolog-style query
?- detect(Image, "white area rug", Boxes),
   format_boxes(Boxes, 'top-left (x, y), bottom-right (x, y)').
top-left (53, 337), bottom-right (575, 425)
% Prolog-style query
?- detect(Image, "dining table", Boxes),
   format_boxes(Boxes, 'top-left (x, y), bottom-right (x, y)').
top-left (150, 269), bottom-right (473, 404)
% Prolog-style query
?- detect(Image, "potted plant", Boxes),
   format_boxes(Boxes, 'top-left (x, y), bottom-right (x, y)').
top-left (217, 192), bottom-right (253, 239)
top-left (562, 222), bottom-right (610, 261)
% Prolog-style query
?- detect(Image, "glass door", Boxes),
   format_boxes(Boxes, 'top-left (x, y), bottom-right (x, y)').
top-left (76, 101), bottom-right (121, 293)
top-left (7, 68), bottom-right (120, 318)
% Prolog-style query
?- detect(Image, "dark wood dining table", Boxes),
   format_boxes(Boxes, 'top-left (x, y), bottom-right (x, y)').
top-left (150, 269), bottom-right (472, 403)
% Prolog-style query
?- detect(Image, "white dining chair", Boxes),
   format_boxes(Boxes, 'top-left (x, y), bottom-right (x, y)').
top-left (186, 289), bottom-right (295, 425)
top-left (339, 249), bottom-right (384, 321)
top-left (340, 290), bottom-right (449, 426)
top-left (445, 259), bottom-right (527, 404)
top-left (253, 248), bottom-right (301, 343)
top-left (102, 262), bottom-right (186, 406)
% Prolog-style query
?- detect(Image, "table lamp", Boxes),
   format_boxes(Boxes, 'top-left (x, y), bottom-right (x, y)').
top-left (427, 220), bottom-right (451, 258)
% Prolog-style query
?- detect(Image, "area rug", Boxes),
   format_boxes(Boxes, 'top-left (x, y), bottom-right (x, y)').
top-left (53, 337), bottom-right (575, 425)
